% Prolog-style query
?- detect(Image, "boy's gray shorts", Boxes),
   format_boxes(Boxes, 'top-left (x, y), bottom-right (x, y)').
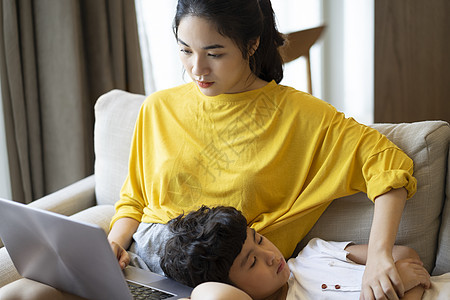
top-left (127, 222), bottom-right (173, 275)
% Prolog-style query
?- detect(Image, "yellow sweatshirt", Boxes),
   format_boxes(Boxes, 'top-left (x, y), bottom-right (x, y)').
top-left (111, 81), bottom-right (416, 257)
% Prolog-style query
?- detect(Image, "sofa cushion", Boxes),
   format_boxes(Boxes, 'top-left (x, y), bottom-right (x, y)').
top-left (296, 121), bottom-right (450, 273)
top-left (0, 204), bottom-right (116, 288)
top-left (94, 90), bottom-right (145, 206)
top-left (0, 247), bottom-right (21, 288)
top-left (69, 205), bottom-right (116, 234)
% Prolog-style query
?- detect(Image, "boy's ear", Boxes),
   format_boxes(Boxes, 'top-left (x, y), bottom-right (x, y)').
top-left (249, 38), bottom-right (260, 56)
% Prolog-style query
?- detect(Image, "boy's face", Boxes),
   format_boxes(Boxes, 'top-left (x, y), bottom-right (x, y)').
top-left (228, 228), bottom-right (290, 299)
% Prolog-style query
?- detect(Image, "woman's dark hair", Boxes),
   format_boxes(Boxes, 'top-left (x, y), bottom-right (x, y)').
top-left (160, 206), bottom-right (247, 287)
top-left (173, 0), bottom-right (285, 83)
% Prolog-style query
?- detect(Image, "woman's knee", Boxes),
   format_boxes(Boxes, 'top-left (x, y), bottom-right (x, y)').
top-left (0, 278), bottom-right (86, 300)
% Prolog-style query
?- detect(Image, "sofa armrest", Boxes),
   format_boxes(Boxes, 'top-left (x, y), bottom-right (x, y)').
top-left (27, 175), bottom-right (96, 216)
top-left (0, 175), bottom-right (96, 250)
top-left (0, 247), bottom-right (21, 288)
top-left (0, 175), bottom-right (97, 287)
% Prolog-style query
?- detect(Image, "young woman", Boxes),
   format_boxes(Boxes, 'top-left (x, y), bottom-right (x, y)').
top-left (106, 1), bottom-right (417, 300)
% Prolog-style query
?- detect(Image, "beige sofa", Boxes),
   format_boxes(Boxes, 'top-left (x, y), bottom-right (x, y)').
top-left (1, 89), bottom-right (449, 290)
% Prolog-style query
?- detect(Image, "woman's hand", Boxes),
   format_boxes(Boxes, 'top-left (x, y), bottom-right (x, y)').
top-left (362, 188), bottom-right (408, 300)
top-left (361, 252), bottom-right (404, 300)
top-left (107, 217), bottom-right (140, 270)
top-left (109, 240), bottom-right (130, 270)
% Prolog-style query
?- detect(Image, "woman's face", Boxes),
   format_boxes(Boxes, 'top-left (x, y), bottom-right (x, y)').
top-left (177, 16), bottom-right (262, 96)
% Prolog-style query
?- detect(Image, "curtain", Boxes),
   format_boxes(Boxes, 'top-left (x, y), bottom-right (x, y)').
top-left (0, 0), bottom-right (144, 203)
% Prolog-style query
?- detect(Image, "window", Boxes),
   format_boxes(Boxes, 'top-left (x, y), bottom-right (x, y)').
top-left (0, 81), bottom-right (12, 200)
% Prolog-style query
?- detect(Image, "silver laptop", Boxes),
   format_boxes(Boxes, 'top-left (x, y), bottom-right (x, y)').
top-left (0, 198), bottom-right (192, 300)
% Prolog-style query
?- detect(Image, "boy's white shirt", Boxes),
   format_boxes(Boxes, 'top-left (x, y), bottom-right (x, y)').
top-left (286, 238), bottom-right (450, 300)
top-left (423, 273), bottom-right (450, 300)
top-left (286, 238), bottom-right (363, 299)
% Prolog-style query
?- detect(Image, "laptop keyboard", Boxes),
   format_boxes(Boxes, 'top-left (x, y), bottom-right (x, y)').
top-left (128, 281), bottom-right (175, 299)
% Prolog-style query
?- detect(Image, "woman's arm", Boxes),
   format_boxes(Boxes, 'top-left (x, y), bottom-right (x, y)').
top-left (361, 187), bottom-right (407, 299)
top-left (107, 217), bottom-right (140, 269)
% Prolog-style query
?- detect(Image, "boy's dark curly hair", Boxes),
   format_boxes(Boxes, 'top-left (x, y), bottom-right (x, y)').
top-left (160, 206), bottom-right (247, 287)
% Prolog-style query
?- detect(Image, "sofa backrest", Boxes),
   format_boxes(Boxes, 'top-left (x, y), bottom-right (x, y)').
top-left (93, 89), bottom-right (450, 275)
top-left (433, 143), bottom-right (450, 275)
top-left (94, 89), bottom-right (145, 207)
top-left (296, 121), bottom-right (450, 275)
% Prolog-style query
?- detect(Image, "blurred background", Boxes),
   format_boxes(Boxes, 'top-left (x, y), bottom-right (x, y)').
top-left (1, 0), bottom-right (448, 202)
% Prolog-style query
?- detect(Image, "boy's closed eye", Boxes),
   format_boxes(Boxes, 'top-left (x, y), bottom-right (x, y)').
top-left (250, 234), bottom-right (264, 268)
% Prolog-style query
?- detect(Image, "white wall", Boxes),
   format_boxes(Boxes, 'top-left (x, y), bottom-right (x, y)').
top-left (322, 0), bottom-right (374, 124)
top-left (0, 83), bottom-right (12, 200)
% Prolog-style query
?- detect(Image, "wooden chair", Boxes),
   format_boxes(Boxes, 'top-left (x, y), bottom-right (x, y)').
top-left (279, 25), bottom-right (325, 95)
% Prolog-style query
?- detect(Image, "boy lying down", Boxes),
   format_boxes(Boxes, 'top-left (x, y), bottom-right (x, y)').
top-left (159, 206), bottom-right (450, 300)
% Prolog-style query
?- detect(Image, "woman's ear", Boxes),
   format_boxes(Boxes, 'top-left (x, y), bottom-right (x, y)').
top-left (249, 38), bottom-right (260, 56)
